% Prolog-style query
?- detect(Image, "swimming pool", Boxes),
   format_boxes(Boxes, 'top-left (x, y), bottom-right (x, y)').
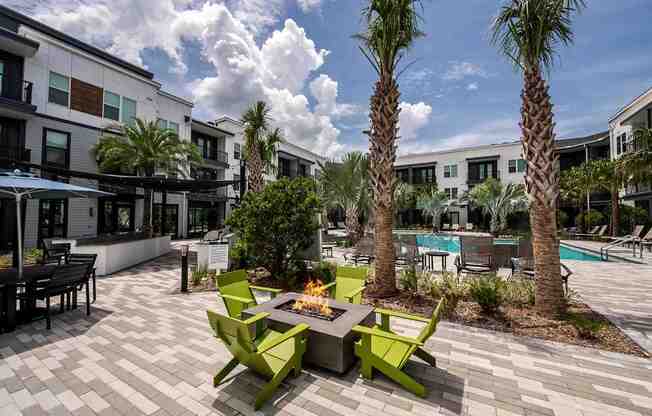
top-left (414, 234), bottom-right (602, 261)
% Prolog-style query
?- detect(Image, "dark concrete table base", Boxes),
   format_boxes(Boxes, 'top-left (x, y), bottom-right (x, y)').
top-left (243, 292), bottom-right (375, 374)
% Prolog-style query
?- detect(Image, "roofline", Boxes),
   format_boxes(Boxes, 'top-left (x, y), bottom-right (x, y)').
top-left (609, 86), bottom-right (652, 123)
top-left (191, 119), bottom-right (234, 136)
top-left (0, 5), bottom-right (154, 80)
top-left (214, 115), bottom-right (243, 126)
top-left (397, 140), bottom-right (521, 160)
top-left (157, 90), bottom-right (193, 108)
top-left (555, 133), bottom-right (610, 150)
top-left (280, 140), bottom-right (327, 162)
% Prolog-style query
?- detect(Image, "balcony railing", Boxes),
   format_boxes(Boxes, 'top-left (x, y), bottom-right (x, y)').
top-left (0, 146), bottom-right (31, 163)
top-left (204, 149), bottom-right (228, 165)
top-left (0, 76), bottom-right (33, 105)
top-left (467, 170), bottom-right (501, 185)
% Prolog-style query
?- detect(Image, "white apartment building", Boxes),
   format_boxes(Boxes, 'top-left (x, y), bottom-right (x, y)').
top-left (609, 86), bottom-right (652, 219)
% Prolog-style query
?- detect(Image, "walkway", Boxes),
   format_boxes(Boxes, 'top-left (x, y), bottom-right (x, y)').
top-left (0, 252), bottom-right (651, 416)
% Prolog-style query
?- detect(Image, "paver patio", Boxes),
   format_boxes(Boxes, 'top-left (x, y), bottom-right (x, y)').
top-left (1, 250), bottom-right (652, 416)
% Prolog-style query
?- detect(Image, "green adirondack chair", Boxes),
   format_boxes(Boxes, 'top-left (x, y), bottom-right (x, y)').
top-left (216, 269), bottom-right (283, 318)
top-left (353, 298), bottom-right (446, 397)
top-left (322, 266), bottom-right (367, 304)
top-left (206, 309), bottom-right (309, 410)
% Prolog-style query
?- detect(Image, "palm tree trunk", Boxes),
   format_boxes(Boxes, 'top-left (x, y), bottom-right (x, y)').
top-left (368, 74), bottom-right (399, 298)
top-left (611, 188), bottom-right (620, 237)
top-left (345, 206), bottom-right (360, 245)
top-left (247, 146), bottom-right (265, 193)
top-left (521, 67), bottom-right (565, 318)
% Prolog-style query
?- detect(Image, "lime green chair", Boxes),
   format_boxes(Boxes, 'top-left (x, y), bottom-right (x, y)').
top-left (322, 266), bottom-right (368, 304)
top-left (207, 310), bottom-right (309, 410)
top-left (352, 298), bottom-right (445, 397)
top-left (216, 270), bottom-right (282, 318)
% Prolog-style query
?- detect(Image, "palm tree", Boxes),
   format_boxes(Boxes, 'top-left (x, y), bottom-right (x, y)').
top-left (318, 152), bottom-right (370, 244)
top-left (416, 188), bottom-right (450, 233)
top-left (491, 0), bottom-right (585, 317)
top-left (356, 0), bottom-right (424, 297)
top-left (93, 118), bottom-right (201, 238)
top-left (560, 162), bottom-right (599, 232)
top-left (591, 159), bottom-right (624, 236)
top-left (241, 101), bottom-right (282, 193)
top-left (465, 178), bottom-right (528, 235)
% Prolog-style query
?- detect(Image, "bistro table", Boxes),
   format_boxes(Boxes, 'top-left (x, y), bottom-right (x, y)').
top-left (0, 264), bottom-right (57, 332)
top-left (422, 251), bottom-right (450, 272)
top-left (321, 244), bottom-right (335, 257)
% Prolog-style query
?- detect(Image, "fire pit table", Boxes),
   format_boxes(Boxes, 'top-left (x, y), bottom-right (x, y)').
top-left (242, 292), bottom-right (375, 374)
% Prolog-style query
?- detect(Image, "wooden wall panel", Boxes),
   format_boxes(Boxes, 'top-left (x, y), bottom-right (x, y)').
top-left (70, 78), bottom-right (103, 117)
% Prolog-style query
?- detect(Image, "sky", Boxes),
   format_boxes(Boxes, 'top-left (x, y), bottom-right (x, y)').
top-left (6, 0), bottom-right (652, 159)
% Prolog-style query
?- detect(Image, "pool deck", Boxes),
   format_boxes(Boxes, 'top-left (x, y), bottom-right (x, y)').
top-left (561, 239), bottom-right (652, 265)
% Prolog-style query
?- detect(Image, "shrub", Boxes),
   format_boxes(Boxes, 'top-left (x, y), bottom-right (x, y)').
top-left (501, 279), bottom-right (535, 307)
top-left (429, 272), bottom-right (467, 316)
top-left (618, 205), bottom-right (649, 234)
top-left (575, 209), bottom-right (604, 230)
top-left (566, 313), bottom-right (605, 339)
top-left (469, 275), bottom-right (505, 314)
top-left (227, 177), bottom-right (322, 280)
top-left (314, 261), bottom-right (337, 284)
top-left (399, 263), bottom-right (420, 296)
top-left (191, 265), bottom-right (209, 286)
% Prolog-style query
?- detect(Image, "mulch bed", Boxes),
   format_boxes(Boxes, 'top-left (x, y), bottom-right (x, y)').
top-left (364, 293), bottom-right (649, 358)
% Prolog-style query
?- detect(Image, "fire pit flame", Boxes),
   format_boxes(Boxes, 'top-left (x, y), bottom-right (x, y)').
top-left (292, 279), bottom-right (332, 318)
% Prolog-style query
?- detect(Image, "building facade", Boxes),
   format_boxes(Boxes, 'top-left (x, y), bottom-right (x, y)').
top-left (609, 86), bottom-right (652, 219)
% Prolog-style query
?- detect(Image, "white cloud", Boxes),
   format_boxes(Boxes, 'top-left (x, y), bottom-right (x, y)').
top-left (467, 82), bottom-right (479, 91)
top-left (436, 118), bottom-right (520, 151)
top-left (442, 61), bottom-right (488, 81)
top-left (21, 0), bottom-right (344, 157)
top-left (398, 102), bottom-right (433, 141)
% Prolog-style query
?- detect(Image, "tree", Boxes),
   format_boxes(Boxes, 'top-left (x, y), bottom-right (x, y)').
top-left (560, 162), bottom-right (599, 232)
top-left (241, 101), bottom-right (282, 193)
top-left (318, 152), bottom-right (370, 244)
top-left (465, 178), bottom-right (528, 234)
top-left (416, 188), bottom-right (451, 233)
top-left (491, 0), bottom-right (585, 317)
top-left (93, 118), bottom-right (201, 238)
top-left (356, 0), bottom-right (425, 297)
top-left (226, 177), bottom-right (321, 279)
top-left (592, 159), bottom-right (624, 236)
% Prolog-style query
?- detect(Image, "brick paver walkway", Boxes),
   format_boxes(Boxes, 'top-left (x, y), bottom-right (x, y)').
top-left (1, 252), bottom-right (652, 416)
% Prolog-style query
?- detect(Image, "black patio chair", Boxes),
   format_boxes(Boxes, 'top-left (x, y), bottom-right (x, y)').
top-left (66, 253), bottom-right (98, 304)
top-left (41, 238), bottom-right (71, 265)
top-left (510, 257), bottom-right (573, 294)
top-left (41, 263), bottom-right (93, 329)
top-left (454, 236), bottom-right (496, 276)
top-left (346, 237), bottom-right (375, 265)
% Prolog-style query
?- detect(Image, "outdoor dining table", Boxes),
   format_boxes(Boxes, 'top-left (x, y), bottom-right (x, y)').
top-left (0, 264), bottom-right (58, 332)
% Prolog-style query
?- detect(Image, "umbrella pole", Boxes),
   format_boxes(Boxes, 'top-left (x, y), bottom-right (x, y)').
top-left (15, 194), bottom-right (23, 279)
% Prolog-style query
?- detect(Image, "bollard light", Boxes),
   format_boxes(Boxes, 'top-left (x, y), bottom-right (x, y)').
top-left (180, 244), bottom-right (189, 293)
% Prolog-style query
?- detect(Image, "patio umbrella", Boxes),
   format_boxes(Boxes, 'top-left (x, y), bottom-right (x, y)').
top-left (0, 170), bottom-right (114, 279)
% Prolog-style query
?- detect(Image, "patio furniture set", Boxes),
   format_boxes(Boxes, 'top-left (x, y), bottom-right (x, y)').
top-left (0, 241), bottom-right (97, 332)
top-left (208, 266), bottom-right (445, 409)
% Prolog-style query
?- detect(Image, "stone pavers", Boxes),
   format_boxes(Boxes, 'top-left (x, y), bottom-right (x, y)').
top-left (0, 250), bottom-right (650, 415)
top-left (565, 260), bottom-right (652, 355)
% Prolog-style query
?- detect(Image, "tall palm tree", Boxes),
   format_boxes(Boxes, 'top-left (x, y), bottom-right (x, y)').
top-left (416, 188), bottom-right (450, 233)
top-left (465, 178), bottom-right (528, 235)
top-left (491, 0), bottom-right (585, 317)
top-left (356, 0), bottom-right (424, 297)
top-left (241, 101), bottom-right (281, 193)
top-left (93, 118), bottom-right (201, 238)
top-left (318, 152), bottom-right (370, 244)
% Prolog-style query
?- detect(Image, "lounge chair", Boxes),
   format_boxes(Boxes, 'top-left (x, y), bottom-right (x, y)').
top-left (322, 266), bottom-right (367, 304)
top-left (570, 225), bottom-right (599, 240)
top-left (337, 221), bottom-right (346, 229)
top-left (465, 223), bottom-right (474, 232)
top-left (454, 236), bottom-right (495, 276)
top-left (206, 310), bottom-right (309, 410)
top-left (216, 270), bottom-right (282, 319)
top-left (635, 227), bottom-right (652, 255)
top-left (451, 223), bottom-right (460, 232)
top-left (353, 298), bottom-right (445, 397)
top-left (345, 237), bottom-right (375, 265)
top-left (442, 224), bottom-right (451, 231)
top-left (606, 225), bottom-right (644, 242)
top-left (592, 224), bottom-right (609, 241)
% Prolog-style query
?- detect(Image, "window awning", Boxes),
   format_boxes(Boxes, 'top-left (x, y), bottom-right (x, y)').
top-left (466, 155), bottom-right (500, 163)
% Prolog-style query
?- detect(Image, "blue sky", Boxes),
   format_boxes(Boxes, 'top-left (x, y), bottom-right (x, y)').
top-left (9, 0), bottom-right (652, 157)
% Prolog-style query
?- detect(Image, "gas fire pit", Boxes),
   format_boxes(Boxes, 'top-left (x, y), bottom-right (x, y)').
top-left (242, 292), bottom-right (375, 374)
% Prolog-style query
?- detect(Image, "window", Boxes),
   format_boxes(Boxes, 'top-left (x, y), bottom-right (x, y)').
top-left (48, 72), bottom-right (69, 107)
top-left (43, 129), bottom-right (70, 168)
top-left (443, 164), bottom-right (457, 178)
top-left (508, 159), bottom-right (525, 173)
top-left (233, 174), bottom-right (240, 191)
top-left (413, 166), bottom-right (435, 184)
top-left (104, 91), bottom-right (121, 121)
top-left (38, 199), bottom-right (67, 241)
top-left (396, 169), bottom-right (409, 183)
top-left (444, 188), bottom-right (458, 200)
top-left (234, 143), bottom-right (241, 160)
top-left (169, 122), bottom-right (179, 134)
top-left (156, 118), bottom-right (167, 129)
top-left (121, 97), bottom-right (137, 126)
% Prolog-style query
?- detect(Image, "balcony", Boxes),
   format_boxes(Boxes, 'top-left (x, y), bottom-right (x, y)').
top-left (0, 146), bottom-right (31, 169)
top-left (202, 149), bottom-right (228, 167)
top-left (467, 170), bottom-right (501, 186)
top-left (0, 77), bottom-right (36, 118)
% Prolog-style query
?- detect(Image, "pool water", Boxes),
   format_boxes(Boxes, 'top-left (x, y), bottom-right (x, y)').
top-left (415, 234), bottom-right (602, 261)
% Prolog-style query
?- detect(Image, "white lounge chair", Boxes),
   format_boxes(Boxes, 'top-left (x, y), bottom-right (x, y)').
top-left (442, 224), bottom-right (451, 231)
top-left (465, 223), bottom-right (474, 232)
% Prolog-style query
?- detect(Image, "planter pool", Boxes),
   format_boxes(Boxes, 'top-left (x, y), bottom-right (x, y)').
top-left (415, 234), bottom-right (601, 262)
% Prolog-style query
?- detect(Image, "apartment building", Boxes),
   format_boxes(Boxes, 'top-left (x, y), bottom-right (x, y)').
top-left (394, 132), bottom-right (610, 228)
top-left (0, 6), bottom-right (192, 250)
top-left (609, 86), bottom-right (652, 219)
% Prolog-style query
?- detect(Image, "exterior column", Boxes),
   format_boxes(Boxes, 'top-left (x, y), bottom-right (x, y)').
top-left (161, 191), bottom-right (167, 237)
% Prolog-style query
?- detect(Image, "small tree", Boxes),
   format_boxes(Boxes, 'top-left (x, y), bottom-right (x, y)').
top-left (227, 177), bottom-right (321, 279)
top-left (465, 178), bottom-right (528, 234)
top-left (416, 188), bottom-right (450, 233)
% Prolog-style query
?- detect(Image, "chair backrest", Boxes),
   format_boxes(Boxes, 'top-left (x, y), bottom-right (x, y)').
top-left (216, 270), bottom-right (255, 318)
top-left (354, 237), bottom-right (374, 256)
top-left (66, 253), bottom-right (97, 268)
top-left (206, 309), bottom-right (276, 377)
top-left (588, 225), bottom-right (599, 234)
top-left (416, 297), bottom-right (446, 343)
top-left (443, 224), bottom-right (450, 230)
top-left (460, 236), bottom-right (494, 266)
top-left (47, 263), bottom-right (91, 291)
top-left (642, 227), bottom-right (652, 241)
top-left (203, 230), bottom-right (223, 242)
top-left (631, 225), bottom-right (644, 238)
top-left (466, 223), bottom-right (474, 231)
top-left (334, 266), bottom-right (367, 303)
top-left (597, 225), bottom-right (608, 236)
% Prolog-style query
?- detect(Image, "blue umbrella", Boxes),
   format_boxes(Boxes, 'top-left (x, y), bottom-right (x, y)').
top-left (0, 170), bottom-right (114, 278)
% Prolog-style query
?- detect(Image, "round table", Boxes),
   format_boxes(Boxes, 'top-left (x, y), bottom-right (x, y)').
top-left (422, 251), bottom-right (449, 272)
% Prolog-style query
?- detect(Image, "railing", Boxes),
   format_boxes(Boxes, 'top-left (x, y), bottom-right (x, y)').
top-left (0, 76), bottom-right (33, 104)
top-left (205, 149), bottom-right (228, 165)
top-left (0, 146), bottom-right (31, 162)
top-left (467, 170), bottom-right (501, 185)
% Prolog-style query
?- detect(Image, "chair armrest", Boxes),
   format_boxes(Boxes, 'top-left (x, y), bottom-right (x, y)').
top-left (352, 326), bottom-right (423, 346)
top-left (375, 308), bottom-right (430, 323)
top-left (219, 293), bottom-right (256, 306)
top-left (561, 263), bottom-right (573, 278)
top-left (249, 285), bottom-right (283, 298)
top-left (343, 284), bottom-right (366, 302)
top-left (243, 312), bottom-right (270, 326)
top-left (322, 281), bottom-right (337, 290)
top-left (257, 323), bottom-right (310, 354)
